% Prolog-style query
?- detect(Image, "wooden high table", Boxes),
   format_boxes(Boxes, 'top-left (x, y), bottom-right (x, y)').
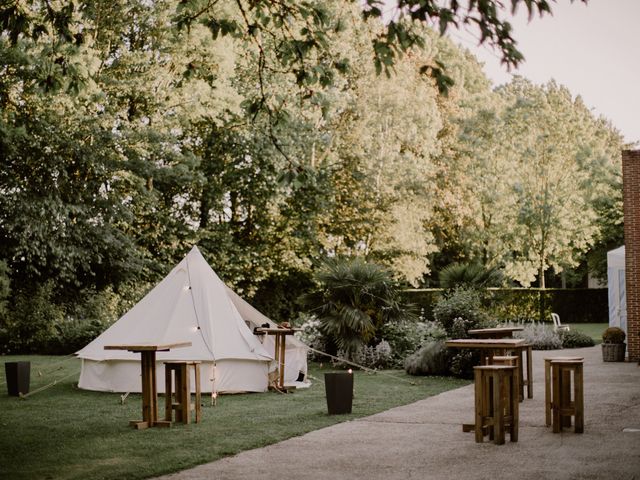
top-left (445, 338), bottom-right (532, 400)
top-left (104, 342), bottom-right (191, 429)
top-left (468, 326), bottom-right (524, 339)
top-left (254, 327), bottom-right (300, 391)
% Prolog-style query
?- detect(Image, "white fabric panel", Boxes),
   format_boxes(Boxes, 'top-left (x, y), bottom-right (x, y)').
top-left (78, 358), bottom-right (269, 393)
top-left (607, 246), bottom-right (627, 336)
top-left (225, 287), bottom-right (309, 382)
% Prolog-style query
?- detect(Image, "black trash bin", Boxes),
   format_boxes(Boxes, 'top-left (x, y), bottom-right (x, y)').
top-left (5, 361), bottom-right (30, 396)
top-left (324, 371), bottom-right (353, 415)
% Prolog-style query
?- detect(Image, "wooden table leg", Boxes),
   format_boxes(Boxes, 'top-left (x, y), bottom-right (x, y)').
top-left (493, 371), bottom-right (505, 445)
top-left (278, 333), bottom-right (286, 390)
top-left (137, 351), bottom-right (157, 429)
top-left (526, 345), bottom-right (533, 399)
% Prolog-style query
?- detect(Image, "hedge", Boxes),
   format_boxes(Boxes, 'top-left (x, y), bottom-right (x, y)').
top-left (403, 288), bottom-right (608, 324)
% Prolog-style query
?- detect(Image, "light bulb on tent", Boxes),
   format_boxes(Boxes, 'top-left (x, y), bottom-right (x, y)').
top-left (348, 369), bottom-right (353, 374)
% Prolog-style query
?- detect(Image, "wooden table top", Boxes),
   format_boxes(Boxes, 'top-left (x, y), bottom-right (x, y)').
top-left (104, 342), bottom-right (192, 352)
top-left (468, 326), bottom-right (524, 335)
top-left (254, 327), bottom-right (301, 335)
top-left (445, 338), bottom-right (527, 349)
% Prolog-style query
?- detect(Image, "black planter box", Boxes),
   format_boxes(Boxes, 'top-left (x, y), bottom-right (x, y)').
top-left (324, 372), bottom-right (353, 415)
top-left (5, 361), bottom-right (30, 396)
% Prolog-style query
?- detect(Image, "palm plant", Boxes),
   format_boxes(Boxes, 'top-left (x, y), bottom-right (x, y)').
top-left (301, 257), bottom-right (415, 357)
top-left (438, 261), bottom-right (504, 289)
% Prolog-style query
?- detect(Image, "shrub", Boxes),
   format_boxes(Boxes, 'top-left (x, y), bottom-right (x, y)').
top-left (432, 287), bottom-right (490, 337)
top-left (602, 326), bottom-right (626, 344)
top-left (449, 349), bottom-right (480, 378)
top-left (0, 281), bottom-right (65, 354)
top-left (513, 322), bottom-right (562, 350)
top-left (404, 340), bottom-right (450, 376)
top-left (559, 330), bottom-right (595, 349)
top-left (380, 320), bottom-right (446, 367)
top-left (300, 257), bottom-right (416, 356)
top-left (347, 340), bottom-right (393, 369)
top-left (0, 260), bottom-right (10, 318)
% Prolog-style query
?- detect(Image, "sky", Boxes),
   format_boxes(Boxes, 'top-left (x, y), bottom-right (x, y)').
top-left (443, 0), bottom-right (640, 146)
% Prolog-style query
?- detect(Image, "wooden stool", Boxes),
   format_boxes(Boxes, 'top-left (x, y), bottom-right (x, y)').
top-left (492, 355), bottom-right (517, 366)
top-left (164, 361), bottom-right (202, 425)
top-left (544, 356), bottom-right (584, 427)
top-left (474, 365), bottom-right (519, 444)
top-left (549, 359), bottom-right (584, 433)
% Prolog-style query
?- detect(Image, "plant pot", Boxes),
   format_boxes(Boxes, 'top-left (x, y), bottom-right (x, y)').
top-left (5, 361), bottom-right (30, 396)
top-left (324, 372), bottom-right (353, 415)
top-left (602, 343), bottom-right (626, 362)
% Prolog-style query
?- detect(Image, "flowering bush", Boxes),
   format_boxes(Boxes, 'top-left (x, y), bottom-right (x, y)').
top-left (295, 314), bottom-right (326, 361)
top-left (512, 322), bottom-right (562, 350)
top-left (343, 340), bottom-right (394, 369)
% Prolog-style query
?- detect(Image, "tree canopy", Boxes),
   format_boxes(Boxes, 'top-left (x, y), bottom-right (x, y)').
top-left (0, 0), bottom-right (624, 354)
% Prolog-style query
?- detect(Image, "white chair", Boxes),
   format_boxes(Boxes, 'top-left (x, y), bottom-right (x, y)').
top-left (550, 313), bottom-right (570, 332)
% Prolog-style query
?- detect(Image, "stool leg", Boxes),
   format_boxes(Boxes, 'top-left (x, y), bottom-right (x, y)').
top-left (194, 364), bottom-right (202, 423)
top-left (474, 369), bottom-right (484, 443)
top-left (574, 366), bottom-right (584, 433)
top-left (517, 349), bottom-right (524, 402)
top-left (510, 371), bottom-right (519, 442)
top-left (526, 346), bottom-right (533, 399)
top-left (165, 367), bottom-right (174, 422)
top-left (181, 363), bottom-right (190, 424)
top-left (552, 364), bottom-right (561, 433)
top-left (486, 373), bottom-right (494, 441)
top-left (493, 372), bottom-right (505, 445)
top-left (544, 359), bottom-right (551, 426)
top-left (561, 369), bottom-right (572, 428)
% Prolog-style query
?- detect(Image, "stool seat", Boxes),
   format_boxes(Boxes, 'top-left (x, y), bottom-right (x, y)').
top-left (474, 365), bottom-right (519, 444)
top-left (164, 361), bottom-right (202, 425)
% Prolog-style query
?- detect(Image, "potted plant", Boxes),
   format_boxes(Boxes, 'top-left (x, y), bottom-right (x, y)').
top-left (601, 327), bottom-right (626, 362)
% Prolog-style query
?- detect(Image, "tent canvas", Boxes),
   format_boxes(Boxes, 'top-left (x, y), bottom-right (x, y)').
top-left (76, 246), bottom-right (307, 393)
top-left (225, 287), bottom-right (308, 385)
top-left (607, 245), bottom-right (627, 336)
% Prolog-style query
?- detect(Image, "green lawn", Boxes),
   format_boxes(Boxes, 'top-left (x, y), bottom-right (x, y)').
top-left (568, 323), bottom-right (608, 344)
top-left (0, 355), bottom-right (468, 480)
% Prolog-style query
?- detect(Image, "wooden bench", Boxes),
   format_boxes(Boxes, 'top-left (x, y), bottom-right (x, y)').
top-left (163, 361), bottom-right (202, 425)
top-left (473, 365), bottom-right (519, 444)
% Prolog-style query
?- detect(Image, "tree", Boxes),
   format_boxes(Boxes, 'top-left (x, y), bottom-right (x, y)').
top-left (0, 0), bottom-right (587, 103)
top-left (485, 79), bottom-right (620, 287)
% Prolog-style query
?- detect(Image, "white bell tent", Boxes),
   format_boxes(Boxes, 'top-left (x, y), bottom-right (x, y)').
top-left (607, 246), bottom-right (627, 335)
top-left (76, 246), bottom-right (308, 393)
